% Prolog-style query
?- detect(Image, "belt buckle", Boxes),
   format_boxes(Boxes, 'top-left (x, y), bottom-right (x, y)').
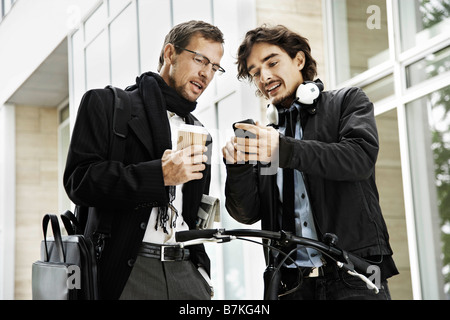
top-left (308, 267), bottom-right (320, 278)
top-left (160, 245), bottom-right (175, 262)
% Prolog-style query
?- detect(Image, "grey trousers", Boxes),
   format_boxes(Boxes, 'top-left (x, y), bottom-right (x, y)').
top-left (119, 255), bottom-right (212, 300)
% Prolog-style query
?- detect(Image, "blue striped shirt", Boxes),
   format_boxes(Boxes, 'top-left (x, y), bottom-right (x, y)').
top-left (277, 102), bottom-right (323, 268)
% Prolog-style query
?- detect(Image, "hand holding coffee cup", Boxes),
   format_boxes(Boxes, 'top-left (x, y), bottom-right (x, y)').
top-left (162, 124), bottom-right (208, 186)
top-left (177, 124), bottom-right (208, 151)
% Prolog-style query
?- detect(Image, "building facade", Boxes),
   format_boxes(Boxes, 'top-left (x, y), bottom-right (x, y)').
top-left (0, 0), bottom-right (449, 300)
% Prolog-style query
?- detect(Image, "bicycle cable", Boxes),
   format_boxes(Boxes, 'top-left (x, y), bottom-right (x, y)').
top-left (236, 237), bottom-right (304, 298)
top-left (234, 234), bottom-right (358, 298)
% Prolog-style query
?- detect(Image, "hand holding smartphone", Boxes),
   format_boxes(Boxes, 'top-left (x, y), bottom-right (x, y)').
top-left (232, 119), bottom-right (256, 139)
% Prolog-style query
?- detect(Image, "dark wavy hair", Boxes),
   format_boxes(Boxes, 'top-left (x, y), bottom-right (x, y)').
top-left (157, 20), bottom-right (224, 72)
top-left (236, 24), bottom-right (317, 82)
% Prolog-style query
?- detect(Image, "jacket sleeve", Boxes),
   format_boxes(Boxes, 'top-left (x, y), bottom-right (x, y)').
top-left (279, 87), bottom-right (379, 181)
top-left (224, 164), bottom-right (261, 224)
top-left (63, 89), bottom-right (168, 209)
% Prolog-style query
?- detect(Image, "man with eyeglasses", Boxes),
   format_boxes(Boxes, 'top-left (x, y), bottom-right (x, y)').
top-left (64, 20), bottom-right (224, 300)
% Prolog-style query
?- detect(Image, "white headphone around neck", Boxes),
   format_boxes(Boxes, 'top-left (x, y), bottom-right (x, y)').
top-left (266, 79), bottom-right (324, 126)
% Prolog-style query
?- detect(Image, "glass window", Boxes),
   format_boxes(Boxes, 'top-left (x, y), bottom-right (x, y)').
top-left (332, 0), bottom-right (389, 83)
top-left (110, 4), bottom-right (139, 88)
top-left (217, 93), bottom-right (251, 300)
top-left (71, 29), bottom-right (86, 108)
top-left (138, 0), bottom-right (172, 73)
top-left (406, 86), bottom-right (450, 299)
top-left (375, 109), bottom-right (413, 299)
top-left (172, 0), bottom-right (212, 25)
top-left (399, 0), bottom-right (450, 52)
top-left (108, 0), bottom-right (130, 18)
top-left (212, 0), bottom-right (239, 99)
top-left (215, 89), bottom-right (266, 300)
top-left (428, 86), bottom-right (450, 298)
top-left (85, 3), bottom-right (107, 43)
top-left (406, 46), bottom-right (450, 88)
top-left (362, 74), bottom-right (395, 103)
top-left (85, 31), bottom-right (109, 90)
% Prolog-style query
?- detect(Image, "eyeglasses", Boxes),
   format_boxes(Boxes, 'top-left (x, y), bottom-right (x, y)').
top-left (174, 45), bottom-right (225, 75)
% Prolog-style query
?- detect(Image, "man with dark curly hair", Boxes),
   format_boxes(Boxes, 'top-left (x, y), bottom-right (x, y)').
top-left (222, 25), bottom-right (398, 300)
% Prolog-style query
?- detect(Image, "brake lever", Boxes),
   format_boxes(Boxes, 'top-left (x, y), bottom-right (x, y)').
top-left (335, 250), bottom-right (379, 294)
top-left (212, 229), bottom-right (234, 243)
top-left (339, 250), bottom-right (355, 272)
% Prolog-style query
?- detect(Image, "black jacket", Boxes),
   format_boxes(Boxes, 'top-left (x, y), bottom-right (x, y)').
top-left (225, 87), bottom-right (395, 262)
top-left (64, 85), bottom-right (212, 299)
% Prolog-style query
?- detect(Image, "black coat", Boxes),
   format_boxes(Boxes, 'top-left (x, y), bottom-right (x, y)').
top-left (225, 87), bottom-right (394, 260)
top-left (64, 86), bottom-right (212, 300)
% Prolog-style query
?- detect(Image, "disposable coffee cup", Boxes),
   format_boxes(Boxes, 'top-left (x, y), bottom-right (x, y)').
top-left (176, 124), bottom-right (208, 150)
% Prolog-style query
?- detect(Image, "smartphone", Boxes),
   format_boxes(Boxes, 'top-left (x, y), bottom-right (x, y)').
top-left (232, 119), bottom-right (256, 139)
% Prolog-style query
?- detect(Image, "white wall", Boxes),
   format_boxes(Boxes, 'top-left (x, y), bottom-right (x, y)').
top-left (0, 0), bottom-right (96, 106)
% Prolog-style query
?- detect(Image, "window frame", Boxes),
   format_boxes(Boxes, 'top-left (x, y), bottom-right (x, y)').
top-left (324, 0), bottom-right (450, 299)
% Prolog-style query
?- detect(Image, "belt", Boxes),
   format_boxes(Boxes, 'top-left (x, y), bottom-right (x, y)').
top-left (138, 242), bottom-right (190, 262)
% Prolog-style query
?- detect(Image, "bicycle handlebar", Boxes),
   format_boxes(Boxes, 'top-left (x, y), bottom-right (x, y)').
top-left (175, 228), bottom-right (280, 242)
top-left (175, 228), bottom-right (372, 275)
top-left (175, 228), bottom-right (225, 242)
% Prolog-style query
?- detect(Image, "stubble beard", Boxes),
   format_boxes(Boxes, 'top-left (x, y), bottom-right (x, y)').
top-left (168, 59), bottom-right (199, 103)
top-left (270, 89), bottom-right (297, 109)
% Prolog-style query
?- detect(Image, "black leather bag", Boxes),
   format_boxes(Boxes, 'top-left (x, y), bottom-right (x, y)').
top-left (32, 86), bottom-right (131, 300)
top-left (32, 213), bottom-right (98, 300)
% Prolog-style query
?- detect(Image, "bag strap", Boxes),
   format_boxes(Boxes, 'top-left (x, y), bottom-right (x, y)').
top-left (93, 86), bottom-right (132, 236)
top-left (64, 86), bottom-right (132, 238)
top-left (107, 85), bottom-right (131, 160)
top-left (61, 210), bottom-right (79, 236)
top-left (42, 214), bottom-right (65, 263)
